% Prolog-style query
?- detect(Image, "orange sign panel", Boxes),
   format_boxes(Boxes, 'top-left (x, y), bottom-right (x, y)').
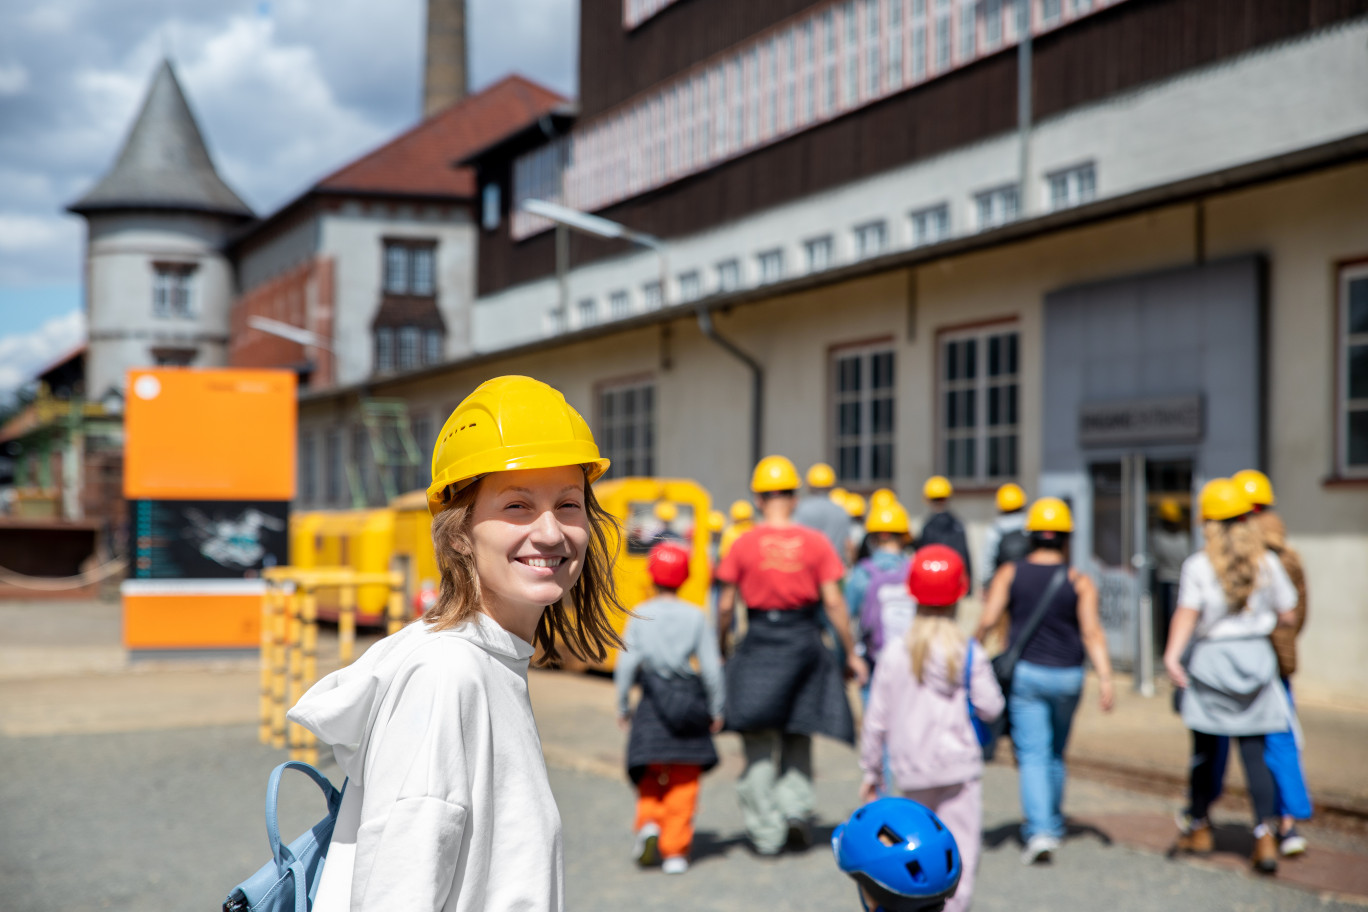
top-left (122, 582), bottom-right (264, 651)
top-left (124, 369), bottom-right (297, 501)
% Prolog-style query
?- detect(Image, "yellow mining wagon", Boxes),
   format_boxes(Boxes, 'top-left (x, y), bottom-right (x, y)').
top-left (591, 477), bottom-right (713, 672)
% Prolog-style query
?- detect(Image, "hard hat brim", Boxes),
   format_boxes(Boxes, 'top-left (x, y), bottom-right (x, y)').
top-left (426, 449), bottom-right (610, 515)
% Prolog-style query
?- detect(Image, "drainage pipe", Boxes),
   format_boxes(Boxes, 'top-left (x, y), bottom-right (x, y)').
top-left (695, 306), bottom-right (763, 468)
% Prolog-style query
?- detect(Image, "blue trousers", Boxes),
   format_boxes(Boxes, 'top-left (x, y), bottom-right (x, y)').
top-left (1208, 678), bottom-right (1312, 820)
top-left (1008, 661), bottom-right (1084, 840)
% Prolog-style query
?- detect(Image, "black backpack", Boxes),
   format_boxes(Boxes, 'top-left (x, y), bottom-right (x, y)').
top-left (995, 528), bottom-right (1031, 569)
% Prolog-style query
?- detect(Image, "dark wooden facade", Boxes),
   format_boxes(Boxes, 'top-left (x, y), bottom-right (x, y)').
top-left (478, 0), bottom-right (1368, 298)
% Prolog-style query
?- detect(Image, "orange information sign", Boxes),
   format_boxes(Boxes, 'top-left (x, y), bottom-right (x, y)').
top-left (124, 369), bottom-right (296, 501)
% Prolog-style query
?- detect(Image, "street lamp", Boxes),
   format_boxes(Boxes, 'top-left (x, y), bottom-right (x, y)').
top-left (517, 198), bottom-right (669, 316)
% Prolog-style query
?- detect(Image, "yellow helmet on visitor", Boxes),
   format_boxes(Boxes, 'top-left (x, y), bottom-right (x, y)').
top-left (843, 493), bottom-right (867, 518)
top-left (1232, 469), bottom-right (1275, 508)
top-left (708, 510), bottom-right (727, 534)
top-left (923, 476), bottom-right (953, 501)
top-left (870, 488), bottom-right (898, 509)
top-left (865, 501), bottom-right (911, 534)
top-left (1199, 478), bottom-right (1254, 522)
top-left (729, 499), bottom-right (755, 523)
top-left (1158, 497), bottom-right (1183, 524)
top-left (426, 376), bottom-right (609, 516)
top-left (806, 462), bottom-right (837, 489)
top-left (1025, 497), bottom-right (1074, 533)
top-left (654, 501), bottom-right (679, 523)
top-left (996, 483), bottom-right (1026, 513)
top-left (751, 455), bottom-right (801, 493)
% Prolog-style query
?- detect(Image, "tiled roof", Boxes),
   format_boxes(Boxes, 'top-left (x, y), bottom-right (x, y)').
top-left (315, 74), bottom-right (566, 199)
top-left (69, 60), bottom-right (253, 218)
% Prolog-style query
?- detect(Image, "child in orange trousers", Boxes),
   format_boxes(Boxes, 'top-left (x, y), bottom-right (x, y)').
top-left (615, 541), bottom-right (725, 873)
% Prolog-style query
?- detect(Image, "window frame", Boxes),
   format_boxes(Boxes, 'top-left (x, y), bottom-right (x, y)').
top-left (1045, 161), bottom-right (1097, 212)
top-left (716, 258), bottom-right (741, 292)
top-left (151, 261), bottom-right (196, 320)
top-left (1337, 260), bottom-right (1368, 478)
top-left (596, 375), bottom-right (658, 480)
top-left (806, 235), bottom-right (834, 273)
top-left (382, 239), bottom-right (439, 297)
top-left (910, 202), bottom-right (950, 246)
top-left (829, 338), bottom-right (897, 487)
top-left (974, 183), bottom-right (1020, 231)
top-left (758, 248), bottom-right (785, 284)
top-left (935, 318), bottom-right (1021, 486)
top-left (678, 270), bottom-right (701, 303)
top-left (854, 219), bottom-right (888, 259)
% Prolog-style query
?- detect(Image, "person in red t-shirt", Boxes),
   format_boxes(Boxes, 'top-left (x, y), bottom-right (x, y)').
top-left (714, 455), bottom-right (868, 856)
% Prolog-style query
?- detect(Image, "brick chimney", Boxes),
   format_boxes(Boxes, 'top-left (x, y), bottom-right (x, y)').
top-left (424, 0), bottom-right (468, 117)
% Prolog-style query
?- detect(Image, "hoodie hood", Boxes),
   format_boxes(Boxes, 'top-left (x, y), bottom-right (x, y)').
top-left (287, 612), bottom-right (535, 785)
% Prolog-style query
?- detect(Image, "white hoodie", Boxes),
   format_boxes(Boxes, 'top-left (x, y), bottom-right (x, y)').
top-left (287, 613), bottom-right (564, 912)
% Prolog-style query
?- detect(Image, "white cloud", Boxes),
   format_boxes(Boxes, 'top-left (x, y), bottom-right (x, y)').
top-left (0, 62), bottom-right (29, 96)
top-left (0, 309), bottom-right (86, 394)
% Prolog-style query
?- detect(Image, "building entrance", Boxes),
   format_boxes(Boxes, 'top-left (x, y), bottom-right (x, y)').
top-left (1088, 454), bottom-right (1193, 693)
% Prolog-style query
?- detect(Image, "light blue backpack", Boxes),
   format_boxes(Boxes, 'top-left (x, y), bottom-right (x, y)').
top-left (223, 761), bottom-right (346, 912)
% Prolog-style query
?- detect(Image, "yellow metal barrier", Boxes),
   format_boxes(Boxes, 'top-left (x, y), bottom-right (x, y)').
top-left (261, 568), bottom-right (406, 763)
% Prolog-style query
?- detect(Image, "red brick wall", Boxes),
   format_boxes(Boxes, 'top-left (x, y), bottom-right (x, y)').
top-left (229, 256), bottom-right (336, 388)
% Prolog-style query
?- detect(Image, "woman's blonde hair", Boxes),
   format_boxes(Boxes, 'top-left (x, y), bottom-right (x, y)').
top-left (1253, 510), bottom-right (1303, 585)
top-left (907, 611), bottom-right (967, 684)
top-left (1203, 517), bottom-right (1264, 613)
top-left (424, 470), bottom-right (625, 667)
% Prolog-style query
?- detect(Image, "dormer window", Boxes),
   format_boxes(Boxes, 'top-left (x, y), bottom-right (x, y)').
top-left (383, 240), bottom-right (436, 296)
top-left (152, 262), bottom-right (197, 319)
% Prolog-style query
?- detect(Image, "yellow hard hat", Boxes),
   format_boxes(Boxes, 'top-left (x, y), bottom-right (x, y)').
top-left (806, 462), bottom-right (836, 488)
top-left (1200, 478), bottom-right (1253, 522)
top-left (1232, 469), bottom-right (1275, 507)
top-left (729, 499), bottom-right (755, 522)
top-left (427, 375), bottom-right (608, 515)
top-left (1025, 497), bottom-right (1073, 533)
top-left (923, 476), bottom-right (953, 500)
top-left (1158, 497), bottom-right (1183, 524)
top-left (751, 455), bottom-right (801, 493)
top-left (865, 501), bottom-right (910, 534)
top-left (996, 483), bottom-right (1026, 513)
top-left (843, 492), bottom-right (867, 518)
top-left (654, 501), bottom-right (679, 523)
top-left (870, 488), bottom-right (897, 509)
top-left (830, 486), bottom-right (849, 505)
top-left (708, 510), bottom-right (726, 533)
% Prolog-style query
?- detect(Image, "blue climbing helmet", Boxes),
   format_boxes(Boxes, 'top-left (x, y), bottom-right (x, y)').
top-left (831, 797), bottom-right (962, 912)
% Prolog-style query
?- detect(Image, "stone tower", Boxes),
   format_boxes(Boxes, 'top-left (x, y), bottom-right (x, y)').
top-left (68, 59), bottom-right (254, 404)
top-left (424, 0), bottom-right (468, 117)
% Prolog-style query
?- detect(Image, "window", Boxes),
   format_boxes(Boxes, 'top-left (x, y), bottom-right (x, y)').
top-left (598, 379), bottom-right (656, 478)
top-left (152, 263), bottom-right (195, 319)
top-left (383, 241), bottom-right (437, 296)
top-left (351, 423), bottom-right (371, 505)
top-left (806, 235), bottom-right (834, 273)
top-left (939, 324), bottom-right (1019, 482)
top-left (410, 415), bottom-right (433, 493)
top-left (843, 1), bottom-right (858, 107)
top-left (603, 291), bottom-right (626, 319)
top-left (424, 329), bottom-right (442, 365)
top-left (959, 0), bottom-right (975, 61)
top-left (911, 203), bottom-right (950, 246)
top-left (299, 432), bottom-right (316, 504)
top-left (975, 183), bottom-right (1020, 230)
top-left (547, 305), bottom-right (567, 334)
top-left (887, 0), bottom-right (904, 88)
top-left (717, 259), bottom-right (741, 292)
top-left (375, 328), bottom-right (395, 372)
top-left (1046, 162), bottom-right (1097, 211)
top-left (1042, 0), bottom-right (1062, 24)
top-left (984, 0), bottom-right (1003, 46)
top-left (643, 281), bottom-right (664, 310)
top-left (398, 326), bottom-right (421, 370)
top-left (1340, 264), bottom-right (1368, 475)
top-left (481, 183), bottom-right (501, 230)
top-left (823, 8), bottom-right (838, 112)
top-left (758, 249), bottom-right (784, 284)
top-left (150, 347), bottom-right (196, 366)
top-left (854, 220), bottom-right (888, 259)
top-left (325, 427), bottom-right (343, 505)
top-left (833, 344), bottom-right (895, 485)
top-left (678, 270), bottom-right (701, 302)
top-left (865, 0), bottom-right (881, 98)
top-left (578, 297), bottom-right (599, 328)
top-left (934, 0), bottom-right (952, 71)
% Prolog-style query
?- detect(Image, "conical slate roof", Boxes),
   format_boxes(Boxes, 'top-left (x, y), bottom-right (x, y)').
top-left (69, 60), bottom-right (253, 218)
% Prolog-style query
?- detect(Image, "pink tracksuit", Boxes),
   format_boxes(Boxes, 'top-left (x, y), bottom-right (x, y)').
top-left (861, 637), bottom-right (1004, 912)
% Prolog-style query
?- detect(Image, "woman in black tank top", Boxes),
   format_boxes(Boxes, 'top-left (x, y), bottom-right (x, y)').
top-left (974, 498), bottom-right (1114, 865)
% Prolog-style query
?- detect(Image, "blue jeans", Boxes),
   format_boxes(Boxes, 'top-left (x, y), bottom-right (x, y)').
top-left (1009, 661), bottom-right (1084, 840)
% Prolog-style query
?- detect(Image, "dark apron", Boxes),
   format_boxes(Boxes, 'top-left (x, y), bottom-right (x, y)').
top-left (626, 671), bottom-right (719, 784)
top-left (723, 605), bottom-right (855, 744)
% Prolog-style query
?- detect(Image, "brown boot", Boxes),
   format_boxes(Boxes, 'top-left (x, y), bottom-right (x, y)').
top-left (1252, 830), bottom-right (1279, 874)
top-left (1175, 817), bottom-right (1213, 855)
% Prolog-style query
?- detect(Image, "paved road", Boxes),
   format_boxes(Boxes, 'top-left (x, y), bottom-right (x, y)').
top-left (2, 701), bottom-right (1363, 910)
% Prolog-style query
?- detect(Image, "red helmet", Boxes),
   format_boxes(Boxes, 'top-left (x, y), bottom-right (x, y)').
top-left (647, 541), bottom-right (691, 589)
top-left (907, 545), bottom-right (968, 607)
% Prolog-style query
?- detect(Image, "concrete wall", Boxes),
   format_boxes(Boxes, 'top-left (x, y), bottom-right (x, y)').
top-left (83, 211), bottom-right (240, 400)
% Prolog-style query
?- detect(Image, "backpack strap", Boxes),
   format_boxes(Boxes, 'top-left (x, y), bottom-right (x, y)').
top-left (1001, 567), bottom-right (1069, 668)
top-left (266, 761), bottom-right (343, 874)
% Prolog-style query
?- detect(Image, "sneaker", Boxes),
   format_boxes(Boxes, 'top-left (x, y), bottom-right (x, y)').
top-left (661, 856), bottom-right (689, 875)
top-left (1021, 834), bottom-right (1059, 865)
top-left (1280, 827), bottom-right (1308, 857)
top-left (785, 816), bottom-right (814, 852)
top-left (1252, 829), bottom-right (1279, 874)
top-left (1174, 812), bottom-right (1213, 855)
top-left (633, 822), bottom-right (661, 866)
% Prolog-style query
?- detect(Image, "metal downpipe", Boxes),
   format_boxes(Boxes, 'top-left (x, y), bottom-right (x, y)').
top-left (695, 306), bottom-right (763, 467)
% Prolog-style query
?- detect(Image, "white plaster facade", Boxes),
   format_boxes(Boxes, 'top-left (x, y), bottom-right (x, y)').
top-left (472, 17), bottom-right (1368, 352)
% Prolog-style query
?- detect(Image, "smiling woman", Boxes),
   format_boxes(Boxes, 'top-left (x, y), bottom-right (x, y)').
top-left (287, 375), bottom-right (624, 912)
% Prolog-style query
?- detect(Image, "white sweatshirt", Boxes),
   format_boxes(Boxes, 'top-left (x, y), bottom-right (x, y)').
top-left (287, 613), bottom-right (563, 912)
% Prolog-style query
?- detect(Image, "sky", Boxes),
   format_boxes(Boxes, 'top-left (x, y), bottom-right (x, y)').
top-left (0, 0), bottom-right (578, 397)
